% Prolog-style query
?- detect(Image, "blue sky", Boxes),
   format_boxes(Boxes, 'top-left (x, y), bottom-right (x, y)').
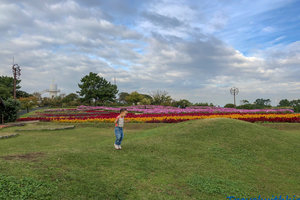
top-left (215, 0), bottom-right (300, 54)
top-left (0, 0), bottom-right (299, 105)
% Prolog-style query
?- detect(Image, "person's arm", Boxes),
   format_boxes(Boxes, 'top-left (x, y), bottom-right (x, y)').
top-left (114, 115), bottom-right (120, 124)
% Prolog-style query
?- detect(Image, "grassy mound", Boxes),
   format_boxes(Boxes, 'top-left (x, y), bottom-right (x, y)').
top-left (0, 118), bottom-right (299, 199)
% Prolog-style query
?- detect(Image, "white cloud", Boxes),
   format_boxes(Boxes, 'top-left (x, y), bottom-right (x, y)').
top-left (262, 26), bottom-right (275, 33)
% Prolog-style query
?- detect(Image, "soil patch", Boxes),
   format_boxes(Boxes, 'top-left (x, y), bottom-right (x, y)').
top-left (0, 152), bottom-right (45, 161)
top-left (15, 125), bottom-right (75, 131)
top-left (0, 133), bottom-right (19, 139)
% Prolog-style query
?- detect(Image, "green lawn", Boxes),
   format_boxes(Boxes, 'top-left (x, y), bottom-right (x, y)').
top-left (0, 119), bottom-right (299, 199)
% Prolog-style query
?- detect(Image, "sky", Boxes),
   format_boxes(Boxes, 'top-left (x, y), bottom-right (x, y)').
top-left (0, 0), bottom-right (299, 106)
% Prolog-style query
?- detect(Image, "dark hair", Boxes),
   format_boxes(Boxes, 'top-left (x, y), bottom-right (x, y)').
top-left (120, 108), bottom-right (127, 113)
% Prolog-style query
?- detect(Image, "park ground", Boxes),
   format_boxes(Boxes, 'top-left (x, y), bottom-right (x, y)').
top-left (0, 118), bottom-right (299, 199)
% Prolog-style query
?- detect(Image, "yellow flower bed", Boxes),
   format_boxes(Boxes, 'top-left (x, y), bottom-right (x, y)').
top-left (53, 113), bottom-right (300, 123)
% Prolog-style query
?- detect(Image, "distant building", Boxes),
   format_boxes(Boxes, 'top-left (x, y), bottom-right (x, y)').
top-left (40, 81), bottom-right (61, 98)
top-left (48, 82), bottom-right (60, 98)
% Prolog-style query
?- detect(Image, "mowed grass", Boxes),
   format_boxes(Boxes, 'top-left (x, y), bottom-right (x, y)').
top-left (0, 119), bottom-right (299, 199)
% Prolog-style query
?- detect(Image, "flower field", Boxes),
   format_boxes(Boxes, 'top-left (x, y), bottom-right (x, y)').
top-left (17, 105), bottom-right (300, 123)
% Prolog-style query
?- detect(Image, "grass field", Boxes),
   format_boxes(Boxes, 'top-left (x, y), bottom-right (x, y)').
top-left (0, 119), bottom-right (299, 199)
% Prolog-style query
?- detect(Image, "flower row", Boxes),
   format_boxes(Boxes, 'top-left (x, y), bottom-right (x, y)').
top-left (76, 105), bottom-right (294, 114)
top-left (18, 113), bottom-right (300, 123)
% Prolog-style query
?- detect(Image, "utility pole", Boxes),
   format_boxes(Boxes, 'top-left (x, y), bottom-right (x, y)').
top-left (12, 58), bottom-right (21, 99)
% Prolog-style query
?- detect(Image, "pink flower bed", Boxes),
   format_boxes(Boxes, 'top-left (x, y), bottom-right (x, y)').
top-left (76, 105), bottom-right (294, 114)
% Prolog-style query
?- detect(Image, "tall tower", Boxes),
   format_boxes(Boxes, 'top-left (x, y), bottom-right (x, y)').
top-left (48, 80), bottom-right (60, 98)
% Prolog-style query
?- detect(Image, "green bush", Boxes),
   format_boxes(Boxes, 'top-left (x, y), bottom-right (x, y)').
top-left (224, 103), bottom-right (236, 108)
top-left (236, 104), bottom-right (252, 109)
top-left (236, 104), bottom-right (272, 109)
top-left (1, 98), bottom-right (20, 123)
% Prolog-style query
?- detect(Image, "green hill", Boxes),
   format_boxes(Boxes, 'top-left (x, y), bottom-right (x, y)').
top-left (0, 118), bottom-right (299, 199)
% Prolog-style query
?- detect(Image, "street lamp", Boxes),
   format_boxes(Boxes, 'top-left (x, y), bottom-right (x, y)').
top-left (230, 87), bottom-right (239, 106)
top-left (12, 64), bottom-right (21, 99)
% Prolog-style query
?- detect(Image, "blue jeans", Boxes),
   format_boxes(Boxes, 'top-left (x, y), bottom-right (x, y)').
top-left (115, 127), bottom-right (124, 145)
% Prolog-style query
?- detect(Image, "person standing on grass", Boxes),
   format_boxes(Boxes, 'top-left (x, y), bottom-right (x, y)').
top-left (114, 108), bottom-right (128, 150)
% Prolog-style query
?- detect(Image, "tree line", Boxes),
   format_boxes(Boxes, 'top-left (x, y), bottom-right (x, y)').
top-left (225, 98), bottom-right (300, 112)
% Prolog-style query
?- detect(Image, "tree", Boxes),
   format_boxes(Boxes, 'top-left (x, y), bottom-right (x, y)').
top-left (62, 93), bottom-right (79, 106)
top-left (254, 98), bottom-right (271, 107)
top-left (141, 94), bottom-right (153, 101)
top-left (40, 97), bottom-right (51, 107)
top-left (140, 94), bottom-right (153, 105)
top-left (32, 92), bottom-right (42, 99)
top-left (118, 92), bottom-right (130, 104)
top-left (278, 99), bottom-right (291, 107)
top-left (0, 85), bottom-right (11, 100)
top-left (32, 92), bottom-right (42, 106)
top-left (77, 72), bottom-right (118, 105)
top-left (39, 97), bottom-right (63, 107)
top-left (140, 98), bottom-right (151, 105)
top-left (49, 96), bottom-right (63, 107)
top-left (151, 90), bottom-right (172, 105)
top-left (19, 96), bottom-right (38, 113)
top-left (125, 91), bottom-right (144, 105)
top-left (290, 99), bottom-right (300, 112)
top-left (237, 99), bottom-right (252, 109)
top-left (240, 99), bottom-right (250, 105)
top-left (16, 90), bottom-right (32, 98)
top-left (0, 76), bottom-right (21, 100)
top-left (173, 99), bottom-right (192, 108)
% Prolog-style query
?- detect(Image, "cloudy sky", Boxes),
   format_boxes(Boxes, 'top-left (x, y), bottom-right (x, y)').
top-left (0, 0), bottom-right (299, 105)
